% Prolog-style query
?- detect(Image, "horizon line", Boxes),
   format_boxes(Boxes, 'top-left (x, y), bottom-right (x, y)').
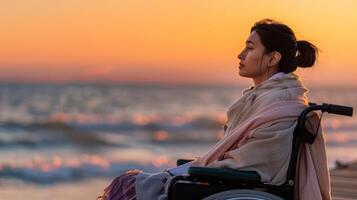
top-left (0, 80), bottom-right (356, 90)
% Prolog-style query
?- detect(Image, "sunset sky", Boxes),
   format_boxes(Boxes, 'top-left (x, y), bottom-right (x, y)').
top-left (1, 0), bottom-right (357, 87)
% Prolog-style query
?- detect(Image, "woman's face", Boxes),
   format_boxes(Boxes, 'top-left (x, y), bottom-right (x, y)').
top-left (238, 31), bottom-right (271, 85)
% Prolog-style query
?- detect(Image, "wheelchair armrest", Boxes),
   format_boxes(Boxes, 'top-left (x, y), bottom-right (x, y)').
top-left (188, 166), bottom-right (261, 183)
top-left (176, 159), bottom-right (194, 166)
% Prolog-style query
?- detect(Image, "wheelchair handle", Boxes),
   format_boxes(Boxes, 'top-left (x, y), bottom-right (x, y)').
top-left (324, 103), bottom-right (353, 117)
top-left (300, 103), bottom-right (353, 122)
top-left (297, 103), bottom-right (353, 140)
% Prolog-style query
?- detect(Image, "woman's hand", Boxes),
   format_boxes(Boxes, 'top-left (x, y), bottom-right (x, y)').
top-left (124, 169), bottom-right (143, 176)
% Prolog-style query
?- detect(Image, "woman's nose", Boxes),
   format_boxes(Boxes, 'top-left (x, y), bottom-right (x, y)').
top-left (238, 49), bottom-right (245, 60)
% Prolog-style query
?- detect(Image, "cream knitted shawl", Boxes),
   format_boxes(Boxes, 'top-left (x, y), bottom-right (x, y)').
top-left (191, 73), bottom-right (331, 200)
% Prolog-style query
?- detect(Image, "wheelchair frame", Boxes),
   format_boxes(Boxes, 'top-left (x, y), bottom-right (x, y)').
top-left (167, 103), bottom-right (353, 200)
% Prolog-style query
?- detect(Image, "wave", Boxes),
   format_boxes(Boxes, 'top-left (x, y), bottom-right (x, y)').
top-left (0, 115), bottom-right (356, 149)
top-left (0, 121), bottom-right (130, 149)
top-left (0, 116), bottom-right (223, 148)
top-left (325, 131), bottom-right (357, 146)
top-left (0, 155), bottom-right (172, 184)
top-left (0, 114), bottom-right (224, 132)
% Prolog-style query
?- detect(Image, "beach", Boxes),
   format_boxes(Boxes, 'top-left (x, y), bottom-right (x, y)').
top-left (331, 161), bottom-right (357, 199)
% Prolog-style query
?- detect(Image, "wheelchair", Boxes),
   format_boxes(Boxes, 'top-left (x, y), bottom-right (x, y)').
top-left (167, 103), bottom-right (354, 200)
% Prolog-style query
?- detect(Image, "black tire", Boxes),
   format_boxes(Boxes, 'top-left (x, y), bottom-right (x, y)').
top-left (202, 189), bottom-right (285, 200)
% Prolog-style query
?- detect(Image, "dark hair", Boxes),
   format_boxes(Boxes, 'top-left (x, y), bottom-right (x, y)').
top-left (251, 19), bottom-right (319, 73)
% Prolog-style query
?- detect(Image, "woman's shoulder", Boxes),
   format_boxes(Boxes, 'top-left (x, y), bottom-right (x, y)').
top-left (254, 74), bottom-right (308, 105)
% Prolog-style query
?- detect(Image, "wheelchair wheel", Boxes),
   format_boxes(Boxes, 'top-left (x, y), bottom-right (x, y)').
top-left (202, 189), bottom-right (284, 200)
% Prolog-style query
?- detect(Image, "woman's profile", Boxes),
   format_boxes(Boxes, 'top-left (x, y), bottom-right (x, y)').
top-left (98, 19), bottom-right (331, 200)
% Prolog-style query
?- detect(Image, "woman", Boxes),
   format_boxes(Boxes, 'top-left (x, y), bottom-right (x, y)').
top-left (98, 19), bottom-right (331, 200)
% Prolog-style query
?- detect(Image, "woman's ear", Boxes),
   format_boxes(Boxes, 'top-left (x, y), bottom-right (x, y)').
top-left (268, 51), bottom-right (282, 67)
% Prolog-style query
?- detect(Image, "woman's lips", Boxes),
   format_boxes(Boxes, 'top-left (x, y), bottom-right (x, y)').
top-left (239, 63), bottom-right (245, 68)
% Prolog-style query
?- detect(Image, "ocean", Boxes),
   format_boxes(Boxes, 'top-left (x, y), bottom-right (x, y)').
top-left (0, 83), bottom-right (356, 199)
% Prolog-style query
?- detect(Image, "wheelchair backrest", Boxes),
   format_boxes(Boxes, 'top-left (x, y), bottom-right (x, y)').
top-left (284, 102), bottom-right (353, 190)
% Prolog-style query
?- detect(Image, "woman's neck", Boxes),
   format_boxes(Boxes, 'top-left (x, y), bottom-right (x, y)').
top-left (253, 69), bottom-right (280, 86)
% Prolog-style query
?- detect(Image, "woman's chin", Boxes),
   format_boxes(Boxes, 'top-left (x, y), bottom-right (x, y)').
top-left (238, 70), bottom-right (248, 77)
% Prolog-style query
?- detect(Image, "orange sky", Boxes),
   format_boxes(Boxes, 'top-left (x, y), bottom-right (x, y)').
top-left (0, 0), bottom-right (357, 87)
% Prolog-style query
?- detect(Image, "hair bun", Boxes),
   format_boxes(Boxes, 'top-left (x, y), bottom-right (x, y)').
top-left (296, 40), bottom-right (319, 68)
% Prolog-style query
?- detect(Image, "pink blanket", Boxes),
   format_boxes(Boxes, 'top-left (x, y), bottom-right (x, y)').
top-left (191, 73), bottom-right (331, 200)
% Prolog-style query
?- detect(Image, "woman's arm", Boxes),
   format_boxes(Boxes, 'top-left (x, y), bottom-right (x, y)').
top-left (165, 162), bottom-right (192, 176)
